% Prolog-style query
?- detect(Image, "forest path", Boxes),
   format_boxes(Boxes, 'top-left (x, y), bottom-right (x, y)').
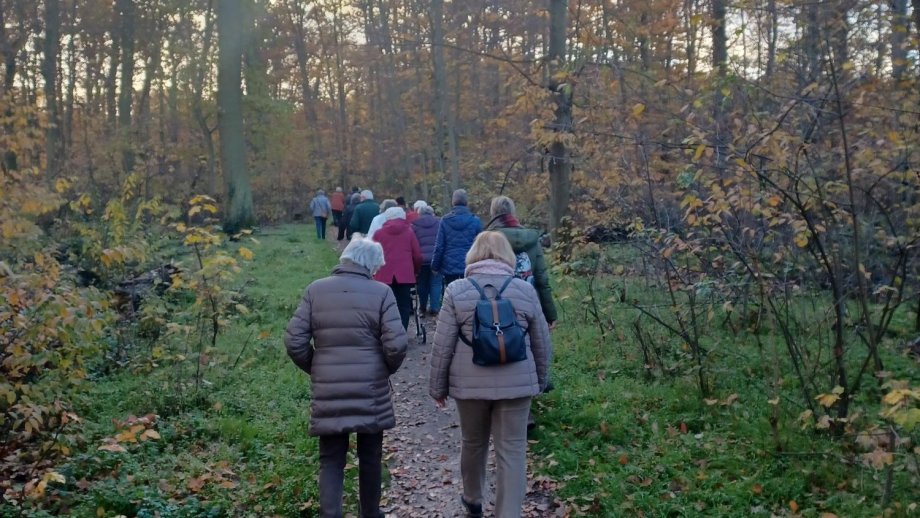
top-left (330, 233), bottom-right (561, 517)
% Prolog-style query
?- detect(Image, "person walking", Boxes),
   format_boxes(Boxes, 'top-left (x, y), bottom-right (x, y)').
top-left (412, 204), bottom-right (442, 315)
top-left (310, 189), bottom-right (333, 240)
top-left (431, 189), bottom-right (482, 288)
top-left (285, 236), bottom-right (408, 518)
top-left (341, 192), bottom-right (361, 241)
top-left (373, 207), bottom-right (422, 329)
top-left (330, 187), bottom-right (346, 228)
top-left (350, 190), bottom-right (380, 235)
top-left (486, 196), bottom-right (558, 328)
top-left (429, 231), bottom-right (552, 518)
top-left (367, 199), bottom-right (398, 240)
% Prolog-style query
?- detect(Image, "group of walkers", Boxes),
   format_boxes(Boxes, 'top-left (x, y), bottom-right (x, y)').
top-left (286, 188), bottom-right (558, 518)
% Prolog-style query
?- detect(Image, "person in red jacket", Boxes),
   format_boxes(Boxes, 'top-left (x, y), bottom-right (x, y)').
top-left (374, 207), bottom-right (422, 329)
top-left (330, 187), bottom-right (346, 228)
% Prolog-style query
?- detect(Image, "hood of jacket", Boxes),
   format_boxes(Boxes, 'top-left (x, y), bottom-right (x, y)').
top-left (413, 213), bottom-right (439, 231)
top-left (379, 217), bottom-right (411, 237)
top-left (465, 259), bottom-right (514, 277)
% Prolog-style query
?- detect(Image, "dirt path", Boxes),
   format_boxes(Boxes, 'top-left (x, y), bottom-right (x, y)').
top-left (330, 234), bottom-right (561, 517)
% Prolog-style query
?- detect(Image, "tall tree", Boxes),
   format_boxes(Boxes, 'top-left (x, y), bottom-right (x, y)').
top-left (890, 0), bottom-right (909, 81)
top-left (431, 0), bottom-right (458, 198)
top-left (217, 0), bottom-right (254, 233)
top-left (42, 0), bottom-right (62, 179)
top-left (547, 0), bottom-right (572, 231)
top-left (117, 0), bottom-right (136, 172)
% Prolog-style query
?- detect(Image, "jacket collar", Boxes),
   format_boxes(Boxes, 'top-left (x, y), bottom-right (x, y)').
top-left (333, 261), bottom-right (372, 278)
top-left (465, 259), bottom-right (514, 277)
top-left (448, 205), bottom-right (471, 217)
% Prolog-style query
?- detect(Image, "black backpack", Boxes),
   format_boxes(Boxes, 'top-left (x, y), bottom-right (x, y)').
top-left (458, 278), bottom-right (528, 366)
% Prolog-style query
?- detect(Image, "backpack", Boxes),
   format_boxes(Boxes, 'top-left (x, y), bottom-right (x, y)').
top-left (458, 278), bottom-right (528, 366)
top-left (514, 252), bottom-right (534, 285)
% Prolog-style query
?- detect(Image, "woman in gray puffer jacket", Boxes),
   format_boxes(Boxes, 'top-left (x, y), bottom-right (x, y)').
top-left (285, 235), bottom-right (408, 518)
top-left (429, 231), bottom-right (552, 518)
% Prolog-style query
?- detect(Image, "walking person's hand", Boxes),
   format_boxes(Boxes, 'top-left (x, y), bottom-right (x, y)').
top-left (433, 397), bottom-right (447, 409)
top-left (548, 320), bottom-right (557, 331)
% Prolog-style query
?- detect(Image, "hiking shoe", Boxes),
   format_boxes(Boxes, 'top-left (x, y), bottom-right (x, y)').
top-left (461, 497), bottom-right (482, 518)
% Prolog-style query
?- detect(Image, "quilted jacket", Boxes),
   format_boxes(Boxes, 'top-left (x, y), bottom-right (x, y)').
top-left (284, 262), bottom-right (408, 436)
top-left (412, 214), bottom-right (441, 265)
top-left (431, 205), bottom-right (482, 276)
top-left (429, 259), bottom-right (551, 401)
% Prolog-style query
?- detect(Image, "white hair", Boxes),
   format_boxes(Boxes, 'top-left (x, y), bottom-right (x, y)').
top-left (340, 234), bottom-right (385, 273)
top-left (379, 199), bottom-right (397, 213)
top-left (383, 207), bottom-right (406, 221)
top-left (361, 189), bottom-right (374, 200)
top-left (413, 200), bottom-right (428, 211)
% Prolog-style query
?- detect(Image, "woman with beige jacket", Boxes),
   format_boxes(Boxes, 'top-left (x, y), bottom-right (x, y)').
top-left (429, 231), bottom-right (552, 518)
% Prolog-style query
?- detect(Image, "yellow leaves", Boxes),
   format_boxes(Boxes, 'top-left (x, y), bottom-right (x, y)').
top-left (794, 232), bottom-right (809, 248)
top-left (788, 500), bottom-right (799, 513)
top-left (54, 178), bottom-right (71, 193)
top-left (692, 144), bottom-right (706, 162)
top-left (766, 195), bottom-right (781, 207)
top-left (631, 103), bottom-right (645, 118)
top-left (815, 386), bottom-right (845, 408)
top-left (97, 440), bottom-right (128, 453)
top-left (238, 247), bottom-right (255, 261)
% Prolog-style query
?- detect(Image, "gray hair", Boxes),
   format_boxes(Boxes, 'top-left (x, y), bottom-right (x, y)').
top-left (361, 189), bottom-right (374, 200)
top-left (340, 234), bottom-right (385, 274)
top-left (490, 196), bottom-right (516, 218)
top-left (419, 205), bottom-right (435, 216)
top-left (335, 186), bottom-right (343, 192)
top-left (413, 200), bottom-right (428, 211)
top-left (452, 189), bottom-right (468, 206)
top-left (379, 199), bottom-right (397, 213)
top-left (383, 207), bottom-right (406, 221)
top-left (317, 189), bottom-right (325, 195)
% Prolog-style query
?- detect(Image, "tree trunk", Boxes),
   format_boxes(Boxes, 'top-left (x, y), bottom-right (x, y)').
top-left (42, 0), bottom-right (61, 180)
top-left (890, 0), bottom-right (909, 81)
top-left (765, 0), bottom-right (777, 78)
top-left (117, 0), bottom-right (136, 173)
top-left (217, 0), bottom-right (253, 234)
top-left (430, 0), bottom-right (458, 199)
top-left (548, 0), bottom-right (572, 231)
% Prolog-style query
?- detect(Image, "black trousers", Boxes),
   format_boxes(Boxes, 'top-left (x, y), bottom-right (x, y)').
top-left (443, 273), bottom-right (463, 289)
top-left (318, 432), bottom-right (384, 518)
top-left (389, 282), bottom-right (414, 330)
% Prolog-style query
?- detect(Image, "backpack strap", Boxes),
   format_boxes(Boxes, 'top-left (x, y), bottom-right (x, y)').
top-left (467, 278), bottom-right (488, 300)
top-left (495, 276), bottom-right (514, 298)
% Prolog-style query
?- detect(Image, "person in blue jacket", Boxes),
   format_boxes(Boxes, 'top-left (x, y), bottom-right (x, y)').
top-left (431, 189), bottom-right (482, 288)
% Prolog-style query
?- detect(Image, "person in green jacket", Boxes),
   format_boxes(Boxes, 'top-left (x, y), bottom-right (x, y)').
top-left (486, 196), bottom-right (558, 328)
top-left (350, 190), bottom-right (381, 235)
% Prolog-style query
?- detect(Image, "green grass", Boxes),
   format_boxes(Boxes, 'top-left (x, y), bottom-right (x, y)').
top-left (35, 225), bottom-right (339, 517)
top-left (529, 244), bottom-right (920, 517)
top-left (9, 229), bottom-right (918, 517)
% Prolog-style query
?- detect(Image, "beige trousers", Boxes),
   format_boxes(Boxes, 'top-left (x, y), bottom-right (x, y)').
top-left (455, 396), bottom-right (531, 518)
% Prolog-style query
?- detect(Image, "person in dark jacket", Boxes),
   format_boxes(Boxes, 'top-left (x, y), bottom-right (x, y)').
top-left (431, 189), bottom-right (482, 288)
top-left (486, 196), bottom-right (558, 327)
top-left (412, 205), bottom-right (442, 315)
top-left (374, 207), bottom-right (422, 329)
top-left (285, 236), bottom-right (408, 518)
top-left (350, 190), bottom-right (380, 235)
